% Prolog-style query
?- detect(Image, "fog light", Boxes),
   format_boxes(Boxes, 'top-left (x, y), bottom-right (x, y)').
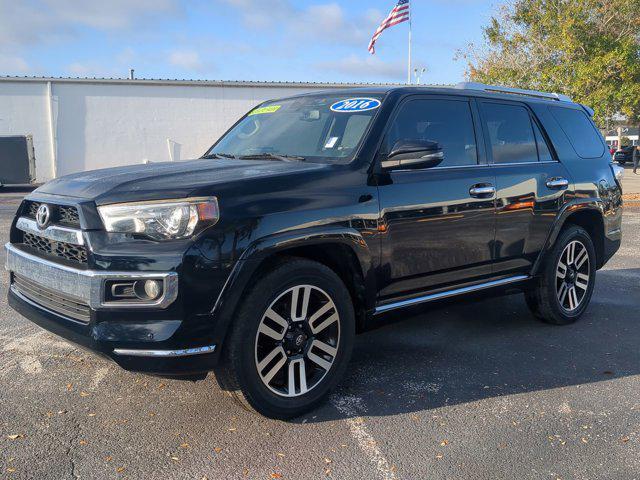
top-left (142, 279), bottom-right (162, 300)
top-left (105, 279), bottom-right (163, 302)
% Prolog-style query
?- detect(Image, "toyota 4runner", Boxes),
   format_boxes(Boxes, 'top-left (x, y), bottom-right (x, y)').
top-left (6, 82), bottom-right (623, 418)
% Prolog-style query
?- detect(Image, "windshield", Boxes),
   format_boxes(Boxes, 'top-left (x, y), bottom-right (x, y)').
top-left (206, 94), bottom-right (384, 164)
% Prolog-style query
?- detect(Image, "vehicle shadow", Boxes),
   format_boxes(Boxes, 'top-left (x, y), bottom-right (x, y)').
top-left (301, 267), bottom-right (640, 423)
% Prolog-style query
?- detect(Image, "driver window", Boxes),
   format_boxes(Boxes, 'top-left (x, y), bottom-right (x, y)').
top-left (384, 99), bottom-right (478, 167)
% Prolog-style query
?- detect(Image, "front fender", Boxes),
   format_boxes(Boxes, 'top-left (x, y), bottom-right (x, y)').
top-left (206, 226), bottom-right (375, 356)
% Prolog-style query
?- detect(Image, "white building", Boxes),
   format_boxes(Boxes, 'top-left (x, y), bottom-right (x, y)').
top-left (604, 127), bottom-right (639, 148)
top-left (0, 76), bottom-right (393, 183)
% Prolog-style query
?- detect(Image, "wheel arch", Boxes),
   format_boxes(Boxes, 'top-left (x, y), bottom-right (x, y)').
top-left (532, 200), bottom-right (605, 275)
top-left (209, 228), bottom-right (375, 357)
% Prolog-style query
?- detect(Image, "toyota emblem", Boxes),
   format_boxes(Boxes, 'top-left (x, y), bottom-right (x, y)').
top-left (35, 204), bottom-right (51, 229)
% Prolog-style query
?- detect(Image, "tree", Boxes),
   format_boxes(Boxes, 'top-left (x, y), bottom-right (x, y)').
top-left (460, 0), bottom-right (640, 129)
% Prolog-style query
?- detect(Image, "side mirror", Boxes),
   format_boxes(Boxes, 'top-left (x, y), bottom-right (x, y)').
top-left (381, 140), bottom-right (444, 170)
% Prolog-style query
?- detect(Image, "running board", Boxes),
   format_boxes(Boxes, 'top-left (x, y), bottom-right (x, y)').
top-left (374, 275), bottom-right (530, 315)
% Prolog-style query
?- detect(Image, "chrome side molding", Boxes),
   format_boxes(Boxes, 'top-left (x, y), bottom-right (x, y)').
top-left (374, 275), bottom-right (530, 314)
top-left (16, 217), bottom-right (84, 246)
top-left (113, 345), bottom-right (216, 357)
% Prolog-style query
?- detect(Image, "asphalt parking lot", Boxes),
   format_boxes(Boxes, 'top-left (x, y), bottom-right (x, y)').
top-left (0, 188), bottom-right (639, 480)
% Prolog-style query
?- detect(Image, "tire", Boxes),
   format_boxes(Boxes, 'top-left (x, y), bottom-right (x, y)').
top-left (525, 225), bottom-right (596, 325)
top-left (214, 258), bottom-right (355, 419)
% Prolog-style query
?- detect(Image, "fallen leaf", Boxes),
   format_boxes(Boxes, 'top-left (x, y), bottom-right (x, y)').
top-left (80, 391), bottom-right (90, 397)
top-left (88, 413), bottom-right (96, 417)
top-left (180, 443), bottom-right (190, 449)
top-left (79, 440), bottom-right (87, 445)
top-left (271, 474), bottom-right (283, 479)
top-left (621, 436), bottom-right (630, 443)
top-left (324, 468), bottom-right (331, 475)
top-left (440, 440), bottom-right (449, 446)
top-left (276, 453), bottom-right (285, 458)
top-left (435, 453), bottom-right (443, 459)
top-left (324, 458), bottom-right (332, 464)
top-left (242, 469), bottom-right (249, 476)
top-left (7, 468), bottom-right (16, 473)
top-left (105, 456), bottom-right (113, 462)
top-left (214, 447), bottom-right (222, 453)
top-left (228, 427), bottom-right (237, 432)
top-left (58, 410), bottom-right (67, 415)
top-left (116, 467), bottom-right (126, 473)
top-left (66, 383), bottom-right (73, 391)
top-left (6, 435), bottom-right (24, 440)
top-left (581, 437), bottom-right (589, 444)
top-left (171, 457), bottom-right (179, 462)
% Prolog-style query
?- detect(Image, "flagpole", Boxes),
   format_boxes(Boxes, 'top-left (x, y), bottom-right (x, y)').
top-left (407, 5), bottom-right (412, 84)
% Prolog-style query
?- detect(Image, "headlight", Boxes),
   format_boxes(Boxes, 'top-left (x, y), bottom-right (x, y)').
top-left (98, 197), bottom-right (219, 241)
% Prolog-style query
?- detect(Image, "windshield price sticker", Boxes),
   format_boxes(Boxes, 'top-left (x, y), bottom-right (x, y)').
top-left (249, 105), bottom-right (282, 116)
top-left (330, 98), bottom-right (381, 113)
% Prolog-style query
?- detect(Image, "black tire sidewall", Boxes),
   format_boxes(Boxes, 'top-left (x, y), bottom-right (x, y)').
top-left (231, 260), bottom-right (355, 418)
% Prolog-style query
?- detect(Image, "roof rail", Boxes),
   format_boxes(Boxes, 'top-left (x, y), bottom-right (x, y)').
top-left (456, 82), bottom-right (573, 103)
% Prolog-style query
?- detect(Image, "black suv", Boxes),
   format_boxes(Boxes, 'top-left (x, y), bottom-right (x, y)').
top-left (614, 145), bottom-right (635, 165)
top-left (6, 83), bottom-right (623, 419)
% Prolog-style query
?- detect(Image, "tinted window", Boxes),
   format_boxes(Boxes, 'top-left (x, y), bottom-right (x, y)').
top-left (482, 103), bottom-right (538, 164)
top-left (385, 99), bottom-right (478, 167)
top-left (532, 120), bottom-right (553, 162)
top-left (550, 106), bottom-right (605, 158)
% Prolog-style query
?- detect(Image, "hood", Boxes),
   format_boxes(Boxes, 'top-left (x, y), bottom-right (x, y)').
top-left (34, 158), bottom-right (327, 205)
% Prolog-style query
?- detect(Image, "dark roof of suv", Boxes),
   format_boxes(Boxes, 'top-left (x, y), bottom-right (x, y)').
top-left (289, 86), bottom-right (583, 110)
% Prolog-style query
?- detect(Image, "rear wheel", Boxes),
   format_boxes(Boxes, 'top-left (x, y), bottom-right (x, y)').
top-left (525, 225), bottom-right (596, 325)
top-left (214, 258), bottom-right (355, 419)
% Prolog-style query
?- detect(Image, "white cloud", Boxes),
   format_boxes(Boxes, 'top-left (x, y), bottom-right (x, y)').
top-left (0, 53), bottom-right (30, 73)
top-left (316, 54), bottom-right (405, 80)
top-left (219, 0), bottom-right (380, 46)
top-left (0, 0), bottom-right (180, 48)
top-left (168, 50), bottom-right (205, 72)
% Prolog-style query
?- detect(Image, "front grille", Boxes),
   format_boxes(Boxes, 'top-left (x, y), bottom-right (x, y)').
top-left (23, 232), bottom-right (88, 264)
top-left (13, 274), bottom-right (91, 323)
top-left (25, 201), bottom-right (81, 228)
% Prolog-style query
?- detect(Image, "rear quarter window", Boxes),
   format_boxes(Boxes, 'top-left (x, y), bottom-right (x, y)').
top-left (549, 106), bottom-right (605, 158)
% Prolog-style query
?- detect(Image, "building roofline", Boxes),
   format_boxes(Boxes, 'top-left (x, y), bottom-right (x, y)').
top-left (0, 75), bottom-right (408, 89)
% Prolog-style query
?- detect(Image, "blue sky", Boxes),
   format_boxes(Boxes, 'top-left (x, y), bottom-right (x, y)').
top-left (0, 0), bottom-right (497, 85)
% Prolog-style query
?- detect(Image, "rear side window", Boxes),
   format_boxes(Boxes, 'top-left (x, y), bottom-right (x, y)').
top-left (384, 98), bottom-right (478, 167)
top-left (532, 121), bottom-right (554, 162)
top-left (550, 106), bottom-right (604, 158)
top-left (481, 103), bottom-right (538, 164)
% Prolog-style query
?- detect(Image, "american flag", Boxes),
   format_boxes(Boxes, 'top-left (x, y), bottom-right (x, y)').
top-left (368, 0), bottom-right (410, 54)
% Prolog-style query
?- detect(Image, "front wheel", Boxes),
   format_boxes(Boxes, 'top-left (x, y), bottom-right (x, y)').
top-left (525, 225), bottom-right (596, 325)
top-left (214, 258), bottom-right (355, 419)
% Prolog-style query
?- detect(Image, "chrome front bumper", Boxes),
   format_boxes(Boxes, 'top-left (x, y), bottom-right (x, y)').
top-left (5, 243), bottom-right (178, 310)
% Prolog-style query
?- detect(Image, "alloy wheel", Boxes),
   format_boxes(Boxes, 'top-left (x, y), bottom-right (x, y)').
top-left (254, 285), bottom-right (340, 397)
top-left (555, 240), bottom-right (590, 312)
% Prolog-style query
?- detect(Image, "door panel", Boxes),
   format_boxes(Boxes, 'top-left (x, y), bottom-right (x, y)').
top-left (478, 99), bottom-right (573, 275)
top-left (491, 162), bottom-right (572, 274)
top-left (378, 166), bottom-right (497, 300)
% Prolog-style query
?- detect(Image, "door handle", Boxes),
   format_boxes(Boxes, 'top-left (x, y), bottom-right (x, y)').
top-left (546, 177), bottom-right (569, 189)
top-left (469, 185), bottom-right (496, 198)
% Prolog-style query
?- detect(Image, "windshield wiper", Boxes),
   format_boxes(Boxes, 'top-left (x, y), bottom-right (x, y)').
top-left (238, 153), bottom-right (306, 162)
top-left (202, 152), bottom-right (236, 159)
